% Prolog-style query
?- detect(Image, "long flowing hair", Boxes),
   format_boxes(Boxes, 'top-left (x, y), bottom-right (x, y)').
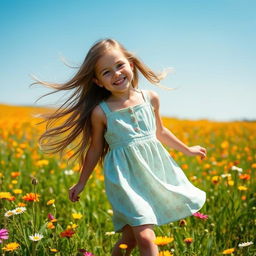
top-left (32, 38), bottom-right (167, 168)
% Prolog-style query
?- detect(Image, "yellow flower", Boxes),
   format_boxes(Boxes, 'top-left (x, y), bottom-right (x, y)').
top-left (11, 180), bottom-right (18, 184)
top-left (228, 180), bottom-right (234, 186)
top-left (67, 223), bottom-right (78, 229)
top-left (72, 213), bottom-right (83, 220)
top-left (158, 251), bottom-right (173, 256)
top-left (222, 248), bottom-right (235, 254)
top-left (211, 176), bottom-right (220, 184)
top-left (35, 159), bottom-right (49, 167)
top-left (238, 186), bottom-right (248, 191)
top-left (13, 189), bottom-right (22, 194)
top-left (154, 236), bottom-right (174, 246)
top-left (2, 242), bottom-right (20, 251)
top-left (221, 141), bottom-right (229, 149)
top-left (50, 248), bottom-right (58, 253)
top-left (47, 199), bottom-right (55, 205)
top-left (0, 192), bottom-right (13, 199)
top-left (119, 243), bottom-right (128, 249)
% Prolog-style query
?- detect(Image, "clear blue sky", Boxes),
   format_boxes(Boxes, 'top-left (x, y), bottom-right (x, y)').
top-left (0, 0), bottom-right (255, 121)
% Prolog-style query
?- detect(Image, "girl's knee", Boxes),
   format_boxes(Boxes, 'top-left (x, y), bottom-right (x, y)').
top-left (134, 228), bottom-right (156, 248)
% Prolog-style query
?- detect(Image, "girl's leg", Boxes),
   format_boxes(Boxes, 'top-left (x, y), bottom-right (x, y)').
top-left (112, 225), bottom-right (137, 256)
top-left (131, 224), bottom-right (158, 256)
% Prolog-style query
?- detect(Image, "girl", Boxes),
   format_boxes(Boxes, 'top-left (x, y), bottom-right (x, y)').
top-left (36, 38), bottom-right (207, 256)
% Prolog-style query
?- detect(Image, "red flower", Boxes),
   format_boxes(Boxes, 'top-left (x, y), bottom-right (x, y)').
top-left (60, 229), bottom-right (75, 238)
top-left (193, 212), bottom-right (208, 219)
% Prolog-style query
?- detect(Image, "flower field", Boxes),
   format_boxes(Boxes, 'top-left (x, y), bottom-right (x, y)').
top-left (0, 104), bottom-right (255, 256)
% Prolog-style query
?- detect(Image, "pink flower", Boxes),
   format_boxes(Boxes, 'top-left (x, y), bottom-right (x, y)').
top-left (48, 213), bottom-right (55, 221)
top-left (193, 212), bottom-right (208, 219)
top-left (83, 252), bottom-right (94, 256)
top-left (0, 229), bottom-right (9, 243)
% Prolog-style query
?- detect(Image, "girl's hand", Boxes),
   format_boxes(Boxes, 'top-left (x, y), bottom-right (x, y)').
top-left (69, 183), bottom-right (85, 202)
top-left (187, 145), bottom-right (207, 160)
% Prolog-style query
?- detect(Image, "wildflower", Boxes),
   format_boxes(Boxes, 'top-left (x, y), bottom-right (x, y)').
top-left (239, 174), bottom-right (250, 180)
top-left (119, 243), bottom-right (128, 249)
top-left (50, 248), bottom-right (58, 253)
top-left (48, 213), bottom-right (55, 221)
top-left (12, 207), bottom-right (26, 215)
top-left (13, 189), bottom-right (22, 194)
top-left (36, 159), bottom-right (49, 167)
top-left (4, 210), bottom-right (15, 217)
top-left (179, 219), bottom-right (187, 226)
top-left (72, 213), bottom-right (83, 220)
top-left (64, 169), bottom-right (74, 175)
top-left (11, 180), bottom-right (18, 184)
top-left (107, 209), bottom-right (113, 215)
top-left (154, 236), bottom-right (174, 246)
top-left (22, 193), bottom-right (40, 202)
top-left (31, 177), bottom-right (38, 185)
top-left (2, 242), bottom-right (20, 251)
top-left (231, 166), bottom-right (243, 172)
top-left (193, 212), bottom-right (208, 219)
top-left (238, 186), bottom-right (248, 191)
top-left (60, 229), bottom-right (75, 238)
top-left (47, 199), bottom-right (55, 205)
top-left (238, 241), bottom-right (253, 247)
top-left (251, 163), bottom-right (256, 169)
top-left (105, 231), bottom-right (115, 235)
top-left (184, 237), bottom-right (193, 244)
top-left (227, 180), bottom-right (234, 186)
top-left (47, 222), bottom-right (55, 229)
top-left (11, 172), bottom-right (21, 178)
top-left (83, 252), bottom-right (94, 256)
top-left (211, 175), bottom-right (220, 184)
top-left (158, 251), bottom-right (173, 256)
top-left (222, 248), bottom-right (235, 254)
top-left (29, 233), bottom-right (43, 241)
top-left (0, 192), bottom-right (13, 200)
top-left (67, 223), bottom-right (78, 230)
top-left (0, 229), bottom-right (9, 243)
top-left (18, 202), bottom-right (26, 207)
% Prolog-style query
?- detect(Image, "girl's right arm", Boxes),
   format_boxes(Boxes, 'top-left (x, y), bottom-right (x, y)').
top-left (69, 105), bottom-right (106, 202)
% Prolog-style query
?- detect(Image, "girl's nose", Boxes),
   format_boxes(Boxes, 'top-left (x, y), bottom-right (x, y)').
top-left (113, 69), bottom-right (121, 77)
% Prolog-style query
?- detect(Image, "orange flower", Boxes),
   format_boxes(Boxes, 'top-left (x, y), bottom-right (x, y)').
top-left (239, 174), bottom-right (250, 180)
top-left (22, 193), bottom-right (40, 202)
top-left (184, 237), bottom-right (193, 244)
top-left (11, 172), bottom-right (21, 178)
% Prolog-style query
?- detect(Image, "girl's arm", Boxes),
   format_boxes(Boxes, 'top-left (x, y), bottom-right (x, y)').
top-left (69, 105), bottom-right (106, 202)
top-left (148, 90), bottom-right (206, 159)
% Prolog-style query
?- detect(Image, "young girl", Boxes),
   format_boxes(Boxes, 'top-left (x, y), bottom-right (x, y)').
top-left (37, 38), bottom-right (207, 256)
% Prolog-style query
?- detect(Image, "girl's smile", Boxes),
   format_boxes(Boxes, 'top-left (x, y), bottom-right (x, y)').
top-left (94, 48), bottom-right (134, 94)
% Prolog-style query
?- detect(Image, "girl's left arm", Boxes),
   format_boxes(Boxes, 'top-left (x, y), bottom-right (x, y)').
top-left (148, 90), bottom-right (207, 159)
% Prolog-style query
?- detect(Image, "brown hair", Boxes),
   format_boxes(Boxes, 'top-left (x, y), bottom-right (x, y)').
top-left (32, 38), bottom-right (167, 168)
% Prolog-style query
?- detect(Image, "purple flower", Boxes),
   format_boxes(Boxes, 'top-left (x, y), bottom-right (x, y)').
top-left (193, 212), bottom-right (208, 220)
top-left (0, 229), bottom-right (9, 243)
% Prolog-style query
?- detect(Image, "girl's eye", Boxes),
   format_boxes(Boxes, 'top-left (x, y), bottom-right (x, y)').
top-left (103, 71), bottom-right (110, 76)
top-left (117, 63), bottom-right (124, 68)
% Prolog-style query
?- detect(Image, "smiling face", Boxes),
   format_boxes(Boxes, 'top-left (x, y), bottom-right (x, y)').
top-left (94, 47), bottom-right (134, 94)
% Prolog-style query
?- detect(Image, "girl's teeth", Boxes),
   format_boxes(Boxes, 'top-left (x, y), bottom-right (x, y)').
top-left (114, 78), bottom-right (125, 85)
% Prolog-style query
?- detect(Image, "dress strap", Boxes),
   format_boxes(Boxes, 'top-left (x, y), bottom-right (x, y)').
top-left (99, 101), bottom-right (111, 115)
top-left (140, 89), bottom-right (150, 103)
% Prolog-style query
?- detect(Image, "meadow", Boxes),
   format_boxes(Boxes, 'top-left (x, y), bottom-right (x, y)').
top-left (0, 104), bottom-right (255, 256)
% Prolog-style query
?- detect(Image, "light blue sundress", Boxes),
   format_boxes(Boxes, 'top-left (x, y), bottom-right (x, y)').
top-left (99, 90), bottom-right (206, 232)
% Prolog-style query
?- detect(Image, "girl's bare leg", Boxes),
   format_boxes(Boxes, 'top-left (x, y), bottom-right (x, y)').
top-left (112, 225), bottom-right (137, 256)
top-left (132, 224), bottom-right (158, 256)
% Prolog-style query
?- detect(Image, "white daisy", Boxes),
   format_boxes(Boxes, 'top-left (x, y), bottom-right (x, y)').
top-left (231, 166), bottom-right (243, 172)
top-left (221, 173), bottom-right (231, 178)
top-left (64, 169), bottom-right (74, 175)
top-left (29, 233), bottom-right (43, 241)
top-left (238, 241), bottom-right (253, 248)
top-left (13, 207), bottom-right (26, 215)
top-left (4, 210), bottom-right (15, 217)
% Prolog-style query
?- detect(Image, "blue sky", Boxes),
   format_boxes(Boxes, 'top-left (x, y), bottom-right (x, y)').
top-left (0, 0), bottom-right (255, 121)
